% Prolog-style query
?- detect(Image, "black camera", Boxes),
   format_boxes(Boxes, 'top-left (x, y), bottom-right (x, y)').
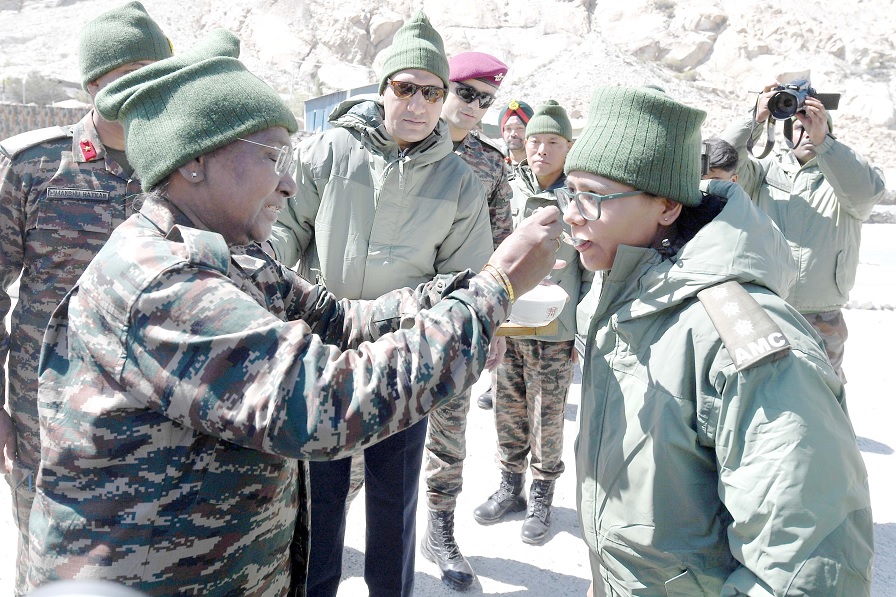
top-left (768, 79), bottom-right (841, 120)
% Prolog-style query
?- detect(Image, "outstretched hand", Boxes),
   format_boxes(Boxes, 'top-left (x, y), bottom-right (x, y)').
top-left (489, 206), bottom-right (565, 298)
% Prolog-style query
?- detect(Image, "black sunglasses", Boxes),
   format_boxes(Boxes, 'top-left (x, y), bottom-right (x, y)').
top-left (387, 79), bottom-right (447, 103)
top-left (452, 82), bottom-right (496, 109)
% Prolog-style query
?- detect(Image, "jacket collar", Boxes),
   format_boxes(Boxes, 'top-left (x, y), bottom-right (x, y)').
top-left (515, 161), bottom-right (566, 198)
top-left (596, 180), bottom-right (797, 323)
top-left (328, 96), bottom-right (451, 165)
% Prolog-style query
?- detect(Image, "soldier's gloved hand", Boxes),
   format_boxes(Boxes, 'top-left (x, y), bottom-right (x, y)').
top-left (489, 205), bottom-right (564, 298)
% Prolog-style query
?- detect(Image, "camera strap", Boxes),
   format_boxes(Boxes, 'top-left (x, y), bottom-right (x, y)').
top-left (747, 96), bottom-right (776, 159)
top-left (782, 118), bottom-right (805, 150)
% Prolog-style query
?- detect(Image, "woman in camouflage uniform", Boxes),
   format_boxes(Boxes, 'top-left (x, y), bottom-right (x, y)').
top-left (26, 29), bottom-right (562, 596)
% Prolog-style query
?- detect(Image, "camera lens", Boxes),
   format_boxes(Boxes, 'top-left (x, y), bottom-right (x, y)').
top-left (769, 92), bottom-right (799, 119)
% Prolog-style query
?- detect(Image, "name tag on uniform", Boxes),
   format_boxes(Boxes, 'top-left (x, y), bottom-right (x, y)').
top-left (698, 280), bottom-right (791, 371)
top-left (46, 187), bottom-right (110, 201)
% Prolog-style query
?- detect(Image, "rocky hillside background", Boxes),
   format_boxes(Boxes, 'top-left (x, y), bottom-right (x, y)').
top-left (2, 0), bottom-right (895, 190)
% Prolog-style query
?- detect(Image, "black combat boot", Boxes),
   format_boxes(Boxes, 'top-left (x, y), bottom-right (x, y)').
top-left (520, 479), bottom-right (555, 545)
top-left (420, 509), bottom-right (475, 591)
top-left (472, 471), bottom-right (526, 524)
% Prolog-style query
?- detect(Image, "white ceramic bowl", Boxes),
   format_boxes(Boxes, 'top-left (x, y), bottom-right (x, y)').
top-left (509, 282), bottom-right (569, 327)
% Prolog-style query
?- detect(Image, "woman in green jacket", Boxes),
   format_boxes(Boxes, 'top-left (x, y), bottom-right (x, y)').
top-left (564, 86), bottom-right (873, 596)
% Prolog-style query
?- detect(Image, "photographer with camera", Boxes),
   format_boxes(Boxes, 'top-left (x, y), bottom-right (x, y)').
top-left (721, 80), bottom-right (887, 382)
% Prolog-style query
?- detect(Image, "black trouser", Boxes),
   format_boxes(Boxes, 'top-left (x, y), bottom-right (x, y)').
top-left (305, 418), bottom-right (428, 597)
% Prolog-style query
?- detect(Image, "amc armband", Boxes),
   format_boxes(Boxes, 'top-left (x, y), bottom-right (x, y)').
top-left (698, 280), bottom-right (791, 371)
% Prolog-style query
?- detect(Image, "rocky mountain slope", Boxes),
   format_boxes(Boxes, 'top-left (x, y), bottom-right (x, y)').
top-left (2, 0), bottom-right (894, 180)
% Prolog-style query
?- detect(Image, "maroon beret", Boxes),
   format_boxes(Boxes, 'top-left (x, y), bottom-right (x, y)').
top-left (448, 51), bottom-right (508, 88)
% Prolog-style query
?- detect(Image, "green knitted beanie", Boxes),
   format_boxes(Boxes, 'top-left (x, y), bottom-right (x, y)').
top-left (378, 11), bottom-right (449, 94)
top-left (565, 86), bottom-right (706, 207)
top-left (79, 1), bottom-right (173, 89)
top-left (525, 100), bottom-right (573, 141)
top-left (95, 29), bottom-right (298, 191)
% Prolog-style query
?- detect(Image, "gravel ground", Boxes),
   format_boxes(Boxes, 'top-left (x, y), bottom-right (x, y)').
top-left (2, 226), bottom-right (894, 596)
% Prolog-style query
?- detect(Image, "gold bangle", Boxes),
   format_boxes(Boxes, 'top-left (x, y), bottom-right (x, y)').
top-left (482, 263), bottom-right (515, 303)
top-left (480, 266), bottom-right (502, 288)
top-left (495, 268), bottom-right (516, 303)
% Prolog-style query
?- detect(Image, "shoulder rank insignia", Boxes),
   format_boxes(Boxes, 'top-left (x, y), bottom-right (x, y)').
top-left (698, 280), bottom-right (791, 371)
top-left (79, 139), bottom-right (98, 161)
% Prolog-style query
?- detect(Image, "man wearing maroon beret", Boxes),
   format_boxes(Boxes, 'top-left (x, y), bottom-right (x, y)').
top-left (420, 50), bottom-right (512, 591)
top-left (500, 99), bottom-right (534, 167)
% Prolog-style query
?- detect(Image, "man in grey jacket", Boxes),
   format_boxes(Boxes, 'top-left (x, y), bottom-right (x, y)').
top-left (270, 12), bottom-right (492, 597)
top-left (721, 83), bottom-right (886, 381)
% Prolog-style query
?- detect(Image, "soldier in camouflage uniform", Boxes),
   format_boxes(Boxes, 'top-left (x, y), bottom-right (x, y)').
top-left (26, 29), bottom-right (564, 596)
top-left (474, 101), bottom-right (592, 545)
top-left (420, 51), bottom-right (513, 591)
top-left (0, 3), bottom-right (171, 594)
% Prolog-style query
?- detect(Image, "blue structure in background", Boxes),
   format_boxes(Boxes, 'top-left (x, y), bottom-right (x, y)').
top-left (303, 83), bottom-right (379, 132)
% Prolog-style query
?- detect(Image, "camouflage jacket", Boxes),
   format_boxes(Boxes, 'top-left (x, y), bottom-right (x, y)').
top-left (455, 130), bottom-right (513, 248)
top-left (0, 110), bottom-right (141, 470)
top-left (28, 196), bottom-right (509, 596)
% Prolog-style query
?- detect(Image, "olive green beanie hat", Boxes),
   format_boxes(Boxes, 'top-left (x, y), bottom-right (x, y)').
top-left (565, 86), bottom-right (706, 206)
top-left (79, 1), bottom-right (173, 89)
top-left (378, 11), bottom-right (449, 94)
top-left (525, 99), bottom-right (573, 141)
top-left (95, 29), bottom-right (298, 191)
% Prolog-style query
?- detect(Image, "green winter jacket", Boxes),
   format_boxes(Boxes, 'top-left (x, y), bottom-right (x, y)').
top-left (509, 163), bottom-right (592, 342)
top-left (578, 180), bottom-right (873, 596)
top-left (721, 113), bottom-right (886, 313)
top-left (270, 97), bottom-right (493, 300)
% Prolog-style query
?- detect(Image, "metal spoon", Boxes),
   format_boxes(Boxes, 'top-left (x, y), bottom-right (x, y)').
top-left (561, 231), bottom-right (585, 247)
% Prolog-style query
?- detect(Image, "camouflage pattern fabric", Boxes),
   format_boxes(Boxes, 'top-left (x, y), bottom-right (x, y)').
top-left (803, 309), bottom-right (849, 383)
top-left (0, 111), bottom-right (141, 595)
top-left (422, 130), bottom-right (512, 512)
top-left (27, 196), bottom-right (510, 596)
top-left (494, 338), bottom-right (574, 480)
top-left (456, 131), bottom-right (513, 249)
top-left (423, 388), bottom-right (472, 511)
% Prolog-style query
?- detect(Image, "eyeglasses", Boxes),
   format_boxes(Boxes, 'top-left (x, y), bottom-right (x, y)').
top-left (554, 187), bottom-right (643, 221)
top-left (387, 79), bottom-right (447, 103)
top-left (452, 82), bottom-right (496, 109)
top-left (237, 138), bottom-right (295, 177)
